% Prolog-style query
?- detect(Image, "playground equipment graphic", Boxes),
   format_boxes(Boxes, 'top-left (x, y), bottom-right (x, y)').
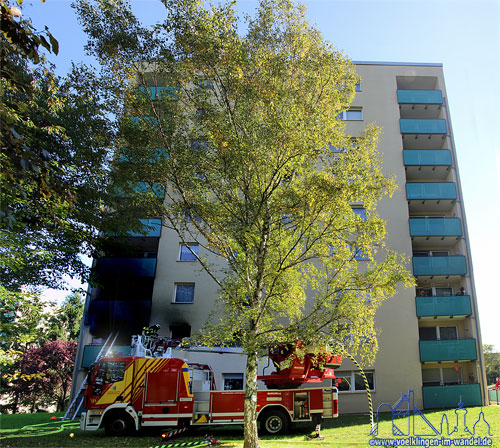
top-left (370, 390), bottom-right (492, 438)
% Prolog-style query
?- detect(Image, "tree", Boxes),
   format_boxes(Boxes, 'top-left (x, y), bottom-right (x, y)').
top-left (1, 289), bottom-right (83, 412)
top-left (9, 340), bottom-right (77, 412)
top-left (46, 292), bottom-right (85, 341)
top-left (74, 1), bottom-right (413, 445)
top-left (0, 0), bottom-right (127, 290)
top-left (484, 345), bottom-right (500, 385)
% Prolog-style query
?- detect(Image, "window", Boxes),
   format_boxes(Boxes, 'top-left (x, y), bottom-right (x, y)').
top-left (352, 207), bottom-right (367, 220)
top-left (422, 366), bottom-right (462, 386)
top-left (169, 324), bottom-right (191, 339)
top-left (281, 214), bottom-right (292, 223)
top-left (355, 82), bottom-right (362, 92)
top-left (419, 325), bottom-right (458, 341)
top-left (223, 373), bottom-right (244, 390)
top-left (174, 284), bottom-right (195, 303)
top-left (416, 286), bottom-right (453, 297)
top-left (336, 370), bottom-right (375, 392)
top-left (191, 139), bottom-right (208, 150)
top-left (413, 251), bottom-right (449, 257)
top-left (185, 210), bottom-right (202, 222)
top-left (199, 79), bottom-right (214, 89)
top-left (93, 361), bottom-right (126, 395)
top-left (179, 243), bottom-right (199, 261)
top-left (353, 246), bottom-right (369, 261)
top-left (337, 109), bottom-right (363, 121)
top-left (329, 142), bottom-right (343, 153)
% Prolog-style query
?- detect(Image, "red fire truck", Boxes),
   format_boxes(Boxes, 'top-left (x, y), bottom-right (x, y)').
top-left (80, 339), bottom-right (341, 436)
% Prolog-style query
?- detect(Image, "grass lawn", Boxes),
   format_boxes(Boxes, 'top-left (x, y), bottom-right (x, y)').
top-left (1, 407), bottom-right (499, 448)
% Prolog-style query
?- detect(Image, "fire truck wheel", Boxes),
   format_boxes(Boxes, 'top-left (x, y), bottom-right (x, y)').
top-left (104, 411), bottom-right (134, 436)
top-left (259, 409), bottom-right (290, 435)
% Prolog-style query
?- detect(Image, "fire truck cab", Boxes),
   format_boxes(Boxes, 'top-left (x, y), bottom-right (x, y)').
top-left (80, 354), bottom-right (339, 436)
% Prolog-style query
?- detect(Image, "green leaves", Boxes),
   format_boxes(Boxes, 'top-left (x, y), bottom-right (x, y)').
top-left (75, 0), bottom-right (414, 361)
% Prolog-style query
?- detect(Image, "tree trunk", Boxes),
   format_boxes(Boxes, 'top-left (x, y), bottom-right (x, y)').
top-left (243, 349), bottom-right (262, 448)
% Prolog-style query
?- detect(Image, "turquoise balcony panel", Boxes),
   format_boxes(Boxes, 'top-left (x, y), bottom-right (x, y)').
top-left (412, 256), bottom-right (466, 276)
top-left (400, 119), bottom-right (447, 134)
top-left (129, 116), bottom-right (158, 127)
top-left (403, 150), bottom-right (452, 166)
top-left (115, 182), bottom-right (165, 199)
top-left (423, 384), bottom-right (481, 409)
top-left (97, 257), bottom-right (157, 278)
top-left (416, 295), bottom-right (472, 317)
top-left (397, 89), bottom-right (443, 104)
top-left (119, 147), bottom-right (169, 163)
top-left (82, 345), bottom-right (131, 368)
top-left (409, 218), bottom-right (462, 237)
top-left (420, 339), bottom-right (477, 362)
top-left (128, 219), bottom-right (162, 237)
top-left (137, 86), bottom-right (179, 100)
top-left (406, 182), bottom-right (457, 200)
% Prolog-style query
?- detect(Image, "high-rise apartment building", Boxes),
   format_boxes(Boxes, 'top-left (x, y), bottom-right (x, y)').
top-left (71, 62), bottom-right (488, 413)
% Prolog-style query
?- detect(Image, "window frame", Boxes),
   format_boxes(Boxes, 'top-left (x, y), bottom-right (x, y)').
top-left (422, 366), bottom-right (463, 387)
top-left (173, 283), bottom-right (195, 304)
top-left (336, 370), bottom-right (375, 393)
top-left (419, 325), bottom-right (458, 341)
top-left (222, 373), bottom-right (244, 391)
top-left (178, 243), bottom-right (199, 262)
top-left (337, 109), bottom-right (363, 121)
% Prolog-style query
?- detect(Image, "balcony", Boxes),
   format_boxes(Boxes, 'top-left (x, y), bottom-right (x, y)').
top-left (403, 150), bottom-right (452, 180)
top-left (412, 256), bottom-right (466, 280)
top-left (400, 119), bottom-right (447, 149)
top-left (419, 339), bottom-right (477, 363)
top-left (85, 299), bottom-right (152, 339)
top-left (406, 182), bottom-right (457, 212)
top-left (416, 295), bottom-right (472, 319)
top-left (422, 384), bottom-right (481, 409)
top-left (398, 90), bottom-right (443, 120)
top-left (398, 89), bottom-right (443, 105)
top-left (137, 86), bottom-right (179, 100)
top-left (400, 119), bottom-right (447, 134)
top-left (409, 217), bottom-right (461, 248)
top-left (127, 219), bottom-right (162, 237)
top-left (82, 344), bottom-right (132, 368)
top-left (96, 257), bottom-right (157, 278)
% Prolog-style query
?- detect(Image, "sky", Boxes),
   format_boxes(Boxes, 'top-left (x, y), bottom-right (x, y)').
top-left (21, 0), bottom-right (499, 349)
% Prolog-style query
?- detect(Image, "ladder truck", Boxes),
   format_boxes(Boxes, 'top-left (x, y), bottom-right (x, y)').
top-left (80, 335), bottom-right (341, 436)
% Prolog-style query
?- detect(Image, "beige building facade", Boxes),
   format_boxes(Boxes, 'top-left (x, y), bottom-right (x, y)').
top-left (72, 62), bottom-right (488, 414)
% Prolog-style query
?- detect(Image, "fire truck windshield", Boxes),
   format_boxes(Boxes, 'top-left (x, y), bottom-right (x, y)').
top-left (92, 361), bottom-right (126, 396)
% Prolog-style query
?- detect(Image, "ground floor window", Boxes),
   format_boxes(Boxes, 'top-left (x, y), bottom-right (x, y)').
top-left (336, 370), bottom-right (375, 392)
top-left (422, 366), bottom-right (462, 386)
top-left (223, 373), bottom-right (244, 390)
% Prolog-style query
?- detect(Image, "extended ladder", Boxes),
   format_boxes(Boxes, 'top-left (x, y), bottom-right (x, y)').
top-left (62, 331), bottom-right (119, 420)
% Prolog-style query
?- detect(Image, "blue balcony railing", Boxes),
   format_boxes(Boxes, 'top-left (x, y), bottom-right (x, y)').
top-left (127, 219), bottom-right (162, 237)
top-left (409, 217), bottom-right (462, 237)
top-left (416, 295), bottom-right (472, 317)
top-left (403, 150), bottom-right (452, 166)
top-left (423, 384), bottom-right (481, 409)
top-left (400, 119), bottom-right (447, 134)
top-left (406, 182), bottom-right (457, 200)
top-left (96, 257), bottom-right (157, 277)
top-left (82, 344), bottom-right (131, 368)
top-left (115, 182), bottom-right (165, 199)
top-left (137, 86), bottom-right (179, 100)
top-left (420, 339), bottom-right (477, 362)
top-left (412, 256), bottom-right (466, 276)
top-left (397, 89), bottom-right (443, 104)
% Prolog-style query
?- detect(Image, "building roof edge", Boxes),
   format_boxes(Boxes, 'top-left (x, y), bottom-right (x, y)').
top-left (353, 61), bottom-right (443, 67)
